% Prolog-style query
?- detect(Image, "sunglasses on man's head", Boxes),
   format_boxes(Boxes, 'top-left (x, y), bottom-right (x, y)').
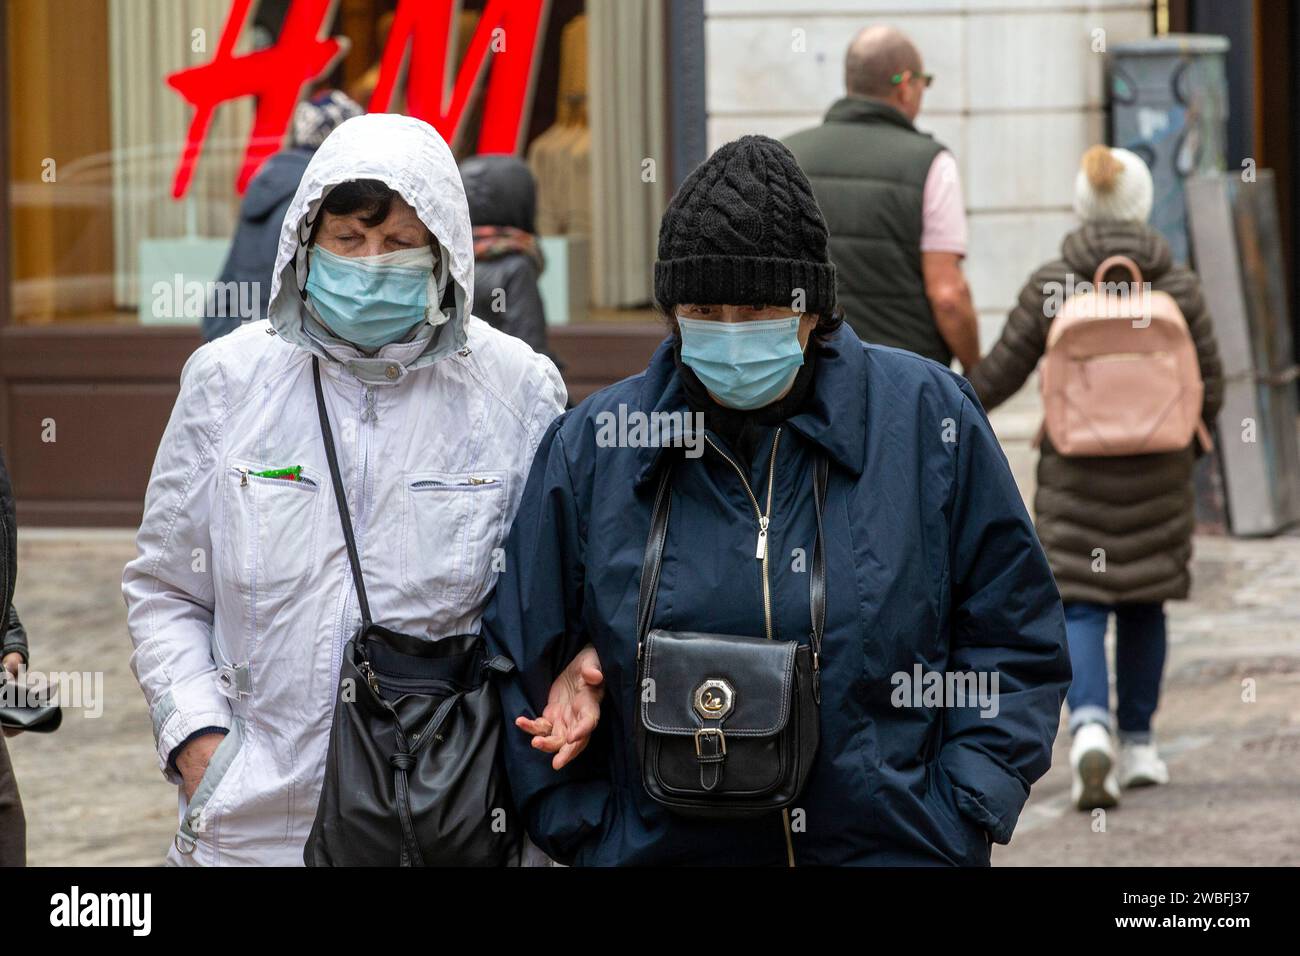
top-left (891, 71), bottom-right (934, 88)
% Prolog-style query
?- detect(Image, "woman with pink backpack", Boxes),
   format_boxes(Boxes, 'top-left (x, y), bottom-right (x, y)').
top-left (969, 145), bottom-right (1223, 811)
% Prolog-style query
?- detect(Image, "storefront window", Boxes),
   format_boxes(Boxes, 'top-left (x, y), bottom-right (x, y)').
top-left (5, 0), bottom-right (667, 333)
top-left (6, 0), bottom-right (251, 327)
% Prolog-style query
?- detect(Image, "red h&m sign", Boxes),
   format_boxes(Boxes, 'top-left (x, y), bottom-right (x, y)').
top-left (166, 0), bottom-right (549, 198)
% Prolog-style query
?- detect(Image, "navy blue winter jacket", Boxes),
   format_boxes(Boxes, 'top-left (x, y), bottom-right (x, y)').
top-left (202, 148), bottom-right (313, 342)
top-left (482, 324), bottom-right (1070, 865)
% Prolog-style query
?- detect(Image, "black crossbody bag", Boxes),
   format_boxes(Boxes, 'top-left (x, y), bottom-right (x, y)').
top-left (634, 453), bottom-right (827, 818)
top-left (303, 357), bottom-right (519, 867)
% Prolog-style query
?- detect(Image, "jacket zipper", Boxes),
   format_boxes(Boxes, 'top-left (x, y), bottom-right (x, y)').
top-left (411, 476), bottom-right (499, 490)
top-left (703, 429), bottom-right (781, 640)
top-left (703, 428), bottom-right (796, 866)
top-left (355, 384), bottom-right (374, 595)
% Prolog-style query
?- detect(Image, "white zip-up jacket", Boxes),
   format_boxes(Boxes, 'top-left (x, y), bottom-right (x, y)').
top-left (123, 115), bottom-right (566, 866)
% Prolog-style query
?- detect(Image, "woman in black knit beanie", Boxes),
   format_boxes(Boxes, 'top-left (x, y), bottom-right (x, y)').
top-left (482, 135), bottom-right (1070, 866)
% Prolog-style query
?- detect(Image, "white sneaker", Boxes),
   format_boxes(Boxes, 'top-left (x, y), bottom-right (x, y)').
top-left (1070, 723), bottom-right (1121, 811)
top-left (1120, 741), bottom-right (1170, 789)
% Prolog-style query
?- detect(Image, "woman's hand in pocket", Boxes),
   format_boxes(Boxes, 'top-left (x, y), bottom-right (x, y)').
top-left (177, 732), bottom-right (228, 800)
top-left (516, 644), bottom-right (604, 771)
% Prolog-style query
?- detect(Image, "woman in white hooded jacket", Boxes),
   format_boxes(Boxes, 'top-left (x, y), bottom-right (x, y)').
top-left (123, 114), bottom-right (575, 865)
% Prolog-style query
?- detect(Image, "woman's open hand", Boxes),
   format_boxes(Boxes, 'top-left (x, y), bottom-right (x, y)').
top-left (1, 653), bottom-right (22, 680)
top-left (516, 643), bottom-right (604, 770)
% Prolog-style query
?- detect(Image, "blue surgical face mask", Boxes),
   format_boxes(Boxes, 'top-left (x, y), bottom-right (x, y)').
top-left (677, 314), bottom-right (806, 410)
top-left (305, 244), bottom-right (438, 351)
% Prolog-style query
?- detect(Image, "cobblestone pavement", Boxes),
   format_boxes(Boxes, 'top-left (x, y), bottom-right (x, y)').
top-left (6, 390), bottom-right (1298, 866)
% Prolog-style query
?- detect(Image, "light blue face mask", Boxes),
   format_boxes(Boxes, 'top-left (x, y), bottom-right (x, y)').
top-left (305, 244), bottom-right (438, 351)
top-left (677, 315), bottom-right (806, 410)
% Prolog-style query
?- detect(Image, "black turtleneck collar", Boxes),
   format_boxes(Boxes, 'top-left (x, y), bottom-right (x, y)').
top-left (672, 336), bottom-right (820, 466)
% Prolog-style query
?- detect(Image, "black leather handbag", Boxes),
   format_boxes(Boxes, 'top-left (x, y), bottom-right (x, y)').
top-left (0, 676), bottom-right (62, 734)
top-left (303, 357), bottom-right (519, 867)
top-left (634, 453), bottom-right (827, 818)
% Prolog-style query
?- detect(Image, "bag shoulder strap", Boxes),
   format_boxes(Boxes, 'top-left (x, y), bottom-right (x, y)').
top-left (636, 451), bottom-right (830, 684)
top-left (635, 464), bottom-right (674, 642)
top-left (811, 454), bottom-right (827, 687)
top-left (313, 356), bottom-right (372, 626)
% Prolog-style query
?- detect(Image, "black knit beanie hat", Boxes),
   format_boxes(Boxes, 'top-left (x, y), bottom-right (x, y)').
top-left (654, 135), bottom-right (836, 316)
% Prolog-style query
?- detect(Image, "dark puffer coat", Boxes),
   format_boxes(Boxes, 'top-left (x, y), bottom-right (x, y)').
top-left (968, 222), bottom-right (1224, 605)
top-left (460, 155), bottom-right (548, 355)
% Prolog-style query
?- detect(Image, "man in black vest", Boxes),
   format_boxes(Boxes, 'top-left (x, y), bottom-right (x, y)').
top-left (786, 26), bottom-right (979, 372)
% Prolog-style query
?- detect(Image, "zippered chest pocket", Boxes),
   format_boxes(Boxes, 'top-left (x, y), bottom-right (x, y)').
top-left (399, 471), bottom-right (509, 609)
top-left (221, 462), bottom-right (323, 596)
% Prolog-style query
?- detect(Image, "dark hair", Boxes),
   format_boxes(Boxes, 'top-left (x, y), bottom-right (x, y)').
top-left (309, 178), bottom-right (397, 243)
top-left (657, 303), bottom-right (845, 346)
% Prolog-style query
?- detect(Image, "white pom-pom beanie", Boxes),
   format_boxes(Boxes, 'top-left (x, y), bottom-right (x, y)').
top-left (1073, 146), bottom-right (1153, 224)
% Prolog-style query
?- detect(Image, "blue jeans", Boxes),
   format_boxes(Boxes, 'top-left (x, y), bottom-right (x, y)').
top-left (1063, 601), bottom-right (1167, 744)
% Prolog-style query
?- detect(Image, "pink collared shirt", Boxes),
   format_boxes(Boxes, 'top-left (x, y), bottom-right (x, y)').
top-left (920, 150), bottom-right (968, 256)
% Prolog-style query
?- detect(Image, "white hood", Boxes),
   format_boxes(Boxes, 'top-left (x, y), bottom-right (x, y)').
top-left (266, 113), bottom-right (475, 373)
top-left (125, 115), bottom-right (569, 867)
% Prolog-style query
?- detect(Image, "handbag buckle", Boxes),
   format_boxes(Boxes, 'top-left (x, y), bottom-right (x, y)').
top-left (693, 678), bottom-right (735, 720)
top-left (694, 727), bottom-right (727, 757)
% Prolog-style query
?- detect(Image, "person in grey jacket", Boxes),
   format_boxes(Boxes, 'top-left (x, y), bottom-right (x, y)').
top-left (0, 448), bottom-right (28, 866)
top-left (459, 155), bottom-right (549, 355)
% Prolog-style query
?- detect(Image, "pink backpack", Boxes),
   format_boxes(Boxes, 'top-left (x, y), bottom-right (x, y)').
top-left (1037, 255), bottom-right (1212, 457)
